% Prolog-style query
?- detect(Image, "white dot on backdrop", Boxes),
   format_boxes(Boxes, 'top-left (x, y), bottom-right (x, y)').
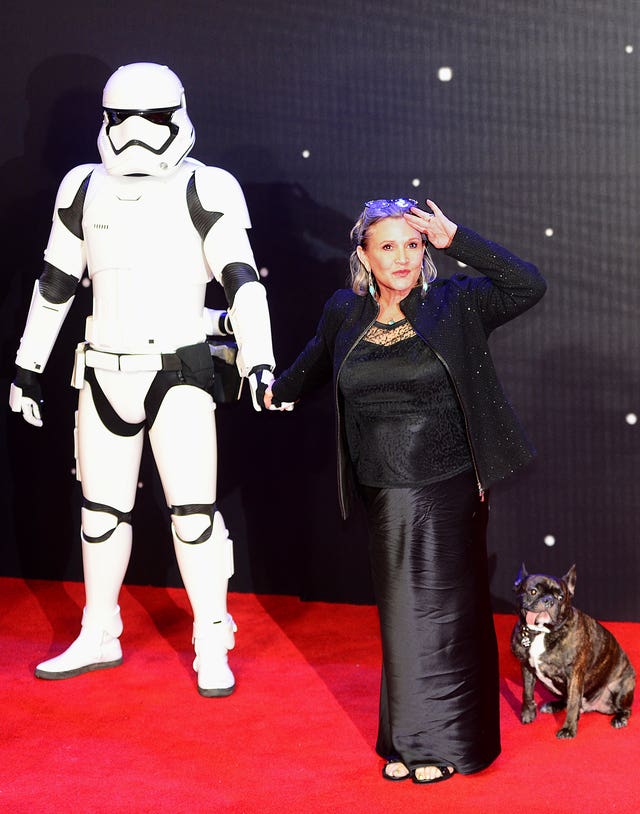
top-left (625, 44), bottom-right (634, 54)
top-left (81, 277), bottom-right (91, 288)
top-left (544, 535), bottom-right (556, 547)
top-left (259, 267), bottom-right (269, 278)
top-left (438, 67), bottom-right (453, 82)
top-left (411, 178), bottom-right (421, 188)
top-left (301, 149), bottom-right (310, 158)
top-left (70, 467), bottom-right (76, 476)
top-left (625, 412), bottom-right (637, 425)
top-left (544, 228), bottom-right (554, 237)
top-left (137, 481), bottom-right (144, 489)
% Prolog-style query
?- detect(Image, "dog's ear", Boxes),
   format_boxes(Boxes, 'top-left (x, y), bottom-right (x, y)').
top-left (562, 564), bottom-right (577, 597)
top-left (514, 562), bottom-right (528, 592)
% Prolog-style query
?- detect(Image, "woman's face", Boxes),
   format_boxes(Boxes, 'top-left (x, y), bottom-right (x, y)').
top-left (357, 216), bottom-right (423, 299)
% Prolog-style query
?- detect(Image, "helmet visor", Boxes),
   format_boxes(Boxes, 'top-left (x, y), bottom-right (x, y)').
top-left (105, 106), bottom-right (179, 127)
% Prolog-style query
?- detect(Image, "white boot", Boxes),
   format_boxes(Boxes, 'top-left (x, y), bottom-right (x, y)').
top-left (35, 606), bottom-right (123, 679)
top-left (193, 614), bottom-right (237, 697)
top-left (172, 511), bottom-right (236, 696)
top-left (35, 522), bottom-right (131, 680)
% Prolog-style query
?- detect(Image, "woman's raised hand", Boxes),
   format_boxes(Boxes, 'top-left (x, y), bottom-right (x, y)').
top-left (404, 199), bottom-right (457, 249)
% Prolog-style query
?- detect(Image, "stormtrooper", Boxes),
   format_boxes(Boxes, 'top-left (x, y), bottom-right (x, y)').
top-left (9, 62), bottom-right (278, 696)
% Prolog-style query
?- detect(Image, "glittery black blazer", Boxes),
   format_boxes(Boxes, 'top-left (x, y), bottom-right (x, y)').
top-left (272, 225), bottom-right (547, 518)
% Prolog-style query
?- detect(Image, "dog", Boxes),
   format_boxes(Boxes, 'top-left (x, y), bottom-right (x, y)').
top-left (510, 564), bottom-right (635, 738)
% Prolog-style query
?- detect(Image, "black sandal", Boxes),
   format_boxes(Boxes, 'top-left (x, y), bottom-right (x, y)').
top-left (411, 764), bottom-right (455, 785)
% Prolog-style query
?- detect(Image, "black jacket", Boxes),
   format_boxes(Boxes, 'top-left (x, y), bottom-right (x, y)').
top-left (272, 225), bottom-right (547, 518)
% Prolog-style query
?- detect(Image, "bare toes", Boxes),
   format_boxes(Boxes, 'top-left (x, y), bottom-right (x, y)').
top-left (384, 761), bottom-right (410, 779)
top-left (414, 765), bottom-right (454, 782)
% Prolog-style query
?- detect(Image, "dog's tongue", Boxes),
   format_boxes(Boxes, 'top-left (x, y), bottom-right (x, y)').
top-left (526, 611), bottom-right (551, 626)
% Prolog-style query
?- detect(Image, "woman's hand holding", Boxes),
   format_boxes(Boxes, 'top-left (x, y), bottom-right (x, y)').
top-left (264, 386), bottom-right (295, 412)
top-left (404, 199), bottom-right (457, 249)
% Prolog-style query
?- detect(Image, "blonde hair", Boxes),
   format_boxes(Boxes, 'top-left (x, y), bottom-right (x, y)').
top-left (348, 198), bottom-right (437, 297)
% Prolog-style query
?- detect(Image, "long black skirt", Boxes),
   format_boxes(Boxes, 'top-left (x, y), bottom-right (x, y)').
top-left (360, 470), bottom-right (501, 774)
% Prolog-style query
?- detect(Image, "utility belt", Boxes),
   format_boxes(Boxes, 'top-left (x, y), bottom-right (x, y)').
top-left (71, 340), bottom-right (241, 403)
top-left (85, 348), bottom-right (183, 372)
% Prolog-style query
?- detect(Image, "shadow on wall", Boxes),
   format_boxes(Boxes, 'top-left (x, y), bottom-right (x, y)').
top-left (209, 167), bottom-right (376, 603)
top-left (1, 55), bottom-right (112, 582)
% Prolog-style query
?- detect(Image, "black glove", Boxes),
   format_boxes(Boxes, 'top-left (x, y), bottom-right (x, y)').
top-left (14, 366), bottom-right (43, 405)
top-left (248, 364), bottom-right (273, 411)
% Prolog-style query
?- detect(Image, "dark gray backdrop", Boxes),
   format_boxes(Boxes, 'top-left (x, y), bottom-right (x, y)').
top-left (2, 0), bottom-right (639, 620)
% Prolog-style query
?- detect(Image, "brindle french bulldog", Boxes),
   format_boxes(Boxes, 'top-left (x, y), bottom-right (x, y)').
top-left (511, 564), bottom-right (635, 738)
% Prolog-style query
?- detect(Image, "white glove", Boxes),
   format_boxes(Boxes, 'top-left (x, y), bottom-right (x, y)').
top-left (9, 383), bottom-right (43, 427)
top-left (269, 398), bottom-right (294, 412)
top-left (263, 384), bottom-right (294, 412)
top-left (10, 367), bottom-right (44, 427)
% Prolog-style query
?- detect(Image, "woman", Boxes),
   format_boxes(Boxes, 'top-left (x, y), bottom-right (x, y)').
top-left (265, 198), bottom-right (546, 783)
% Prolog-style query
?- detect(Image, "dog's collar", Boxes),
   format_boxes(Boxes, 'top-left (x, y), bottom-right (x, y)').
top-left (520, 626), bottom-right (545, 648)
top-left (520, 609), bottom-right (571, 647)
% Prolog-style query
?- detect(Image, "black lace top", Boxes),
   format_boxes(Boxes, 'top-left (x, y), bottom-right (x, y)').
top-left (340, 319), bottom-right (472, 487)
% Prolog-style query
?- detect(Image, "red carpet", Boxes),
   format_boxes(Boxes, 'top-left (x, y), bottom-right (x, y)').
top-left (0, 577), bottom-right (638, 813)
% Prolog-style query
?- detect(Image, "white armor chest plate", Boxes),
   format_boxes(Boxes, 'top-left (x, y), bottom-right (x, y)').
top-left (83, 164), bottom-right (211, 353)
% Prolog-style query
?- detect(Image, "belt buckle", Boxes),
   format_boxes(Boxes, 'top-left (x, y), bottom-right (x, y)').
top-left (119, 354), bottom-right (163, 372)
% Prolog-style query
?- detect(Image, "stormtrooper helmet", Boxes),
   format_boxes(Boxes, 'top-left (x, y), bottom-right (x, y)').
top-left (97, 62), bottom-right (195, 176)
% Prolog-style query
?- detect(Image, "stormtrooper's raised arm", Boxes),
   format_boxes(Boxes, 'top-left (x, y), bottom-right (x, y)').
top-left (188, 166), bottom-right (275, 410)
top-left (10, 164), bottom-right (93, 425)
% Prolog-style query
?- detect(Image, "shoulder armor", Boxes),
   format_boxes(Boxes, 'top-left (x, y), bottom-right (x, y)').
top-left (192, 166), bottom-right (251, 229)
top-left (54, 164), bottom-right (98, 209)
top-left (58, 170), bottom-right (94, 240)
top-left (53, 164), bottom-right (97, 237)
top-left (186, 174), bottom-right (223, 241)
